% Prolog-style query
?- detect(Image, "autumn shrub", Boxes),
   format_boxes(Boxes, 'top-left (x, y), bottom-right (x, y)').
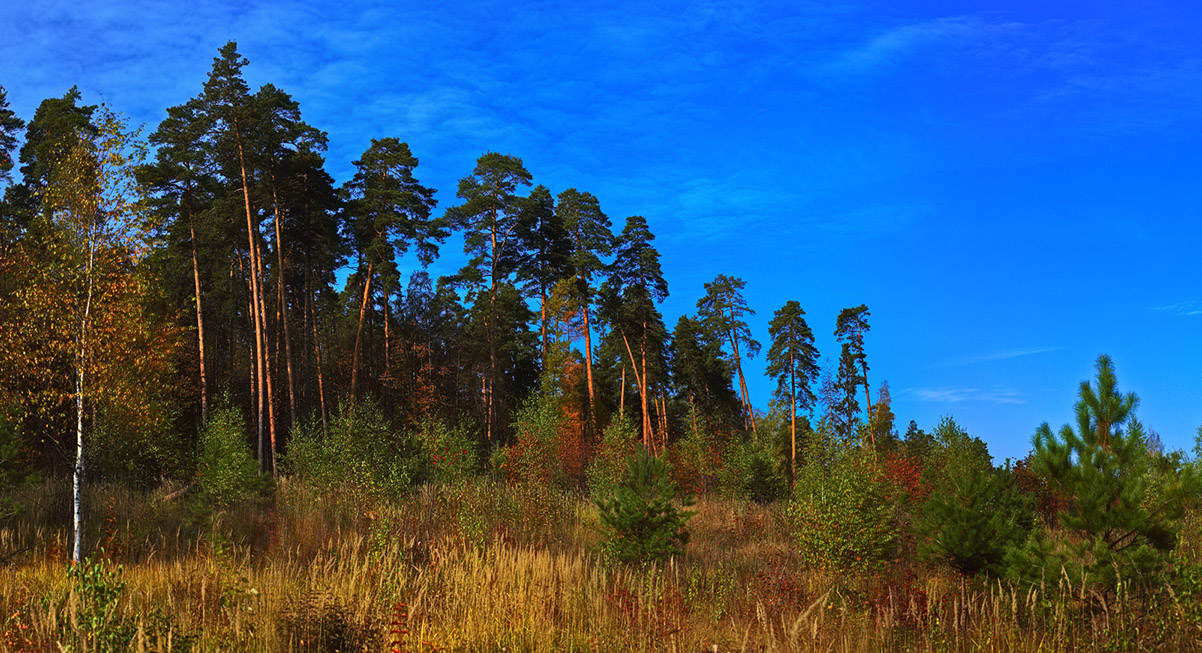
top-left (789, 428), bottom-right (896, 573)
top-left (670, 425), bottom-right (724, 496)
top-left (197, 403), bottom-right (268, 507)
top-left (597, 447), bottom-right (694, 563)
top-left (500, 392), bottom-right (566, 487)
top-left (586, 414), bottom-right (638, 498)
top-left (413, 416), bottom-right (479, 484)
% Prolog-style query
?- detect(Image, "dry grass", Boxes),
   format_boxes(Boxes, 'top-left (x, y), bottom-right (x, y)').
top-left (2, 477), bottom-right (1201, 651)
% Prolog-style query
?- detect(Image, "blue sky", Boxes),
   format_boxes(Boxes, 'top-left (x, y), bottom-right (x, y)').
top-left (4, 0), bottom-right (1201, 461)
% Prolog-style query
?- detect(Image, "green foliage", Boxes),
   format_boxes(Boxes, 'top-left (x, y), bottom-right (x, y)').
top-left (68, 556), bottom-right (136, 650)
top-left (197, 403), bottom-right (268, 507)
top-left (915, 418), bottom-right (1034, 575)
top-left (414, 417), bottom-right (479, 484)
top-left (597, 447), bottom-right (694, 563)
top-left (587, 414), bottom-right (638, 498)
top-left (0, 407), bottom-right (31, 521)
top-left (720, 437), bottom-right (788, 504)
top-left (790, 427), bottom-right (896, 572)
top-left (286, 398), bottom-right (425, 500)
top-left (1009, 355), bottom-right (1200, 594)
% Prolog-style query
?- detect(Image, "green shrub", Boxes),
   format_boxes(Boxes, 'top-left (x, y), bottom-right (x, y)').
top-left (284, 399), bottom-right (425, 500)
top-left (727, 438), bottom-right (788, 504)
top-left (197, 403), bottom-right (267, 507)
top-left (914, 417), bottom-right (1033, 575)
top-left (286, 399), bottom-right (425, 500)
top-left (597, 447), bottom-right (694, 563)
top-left (586, 414), bottom-right (638, 498)
top-left (789, 427), bottom-right (896, 572)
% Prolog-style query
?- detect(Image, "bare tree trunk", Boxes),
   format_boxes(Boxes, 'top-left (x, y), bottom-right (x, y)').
top-left (620, 365), bottom-right (626, 418)
top-left (270, 180), bottom-right (297, 431)
top-left (640, 320), bottom-right (653, 449)
top-left (309, 288), bottom-right (328, 439)
top-left (582, 295), bottom-right (596, 430)
top-left (540, 286), bottom-right (548, 371)
top-left (789, 353), bottom-right (796, 488)
top-left (619, 328), bottom-right (649, 449)
top-left (384, 292), bottom-right (391, 378)
top-left (247, 273), bottom-right (261, 461)
top-left (233, 118), bottom-right (267, 470)
top-left (350, 260), bottom-right (374, 402)
top-left (256, 238), bottom-right (278, 477)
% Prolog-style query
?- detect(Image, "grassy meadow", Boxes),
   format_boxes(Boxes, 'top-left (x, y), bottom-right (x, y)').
top-left (3, 474), bottom-right (1202, 652)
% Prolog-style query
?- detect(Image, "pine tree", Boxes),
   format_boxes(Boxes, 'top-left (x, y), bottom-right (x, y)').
top-left (1011, 355), bottom-right (1200, 593)
top-left (834, 304), bottom-right (872, 444)
top-left (766, 300), bottom-right (819, 486)
top-left (697, 275), bottom-right (760, 435)
top-left (445, 152), bottom-right (532, 441)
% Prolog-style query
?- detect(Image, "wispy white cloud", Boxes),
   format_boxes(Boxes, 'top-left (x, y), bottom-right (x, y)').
top-left (900, 387), bottom-right (1026, 405)
top-left (1151, 301), bottom-right (1202, 316)
top-left (940, 346), bottom-right (1060, 367)
top-left (823, 16), bottom-right (984, 75)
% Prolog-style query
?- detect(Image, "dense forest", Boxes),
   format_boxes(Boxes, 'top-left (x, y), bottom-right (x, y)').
top-left (2, 43), bottom-right (1202, 651)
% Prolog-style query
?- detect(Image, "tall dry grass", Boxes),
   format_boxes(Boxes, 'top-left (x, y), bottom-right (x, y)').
top-left (2, 477), bottom-right (1201, 651)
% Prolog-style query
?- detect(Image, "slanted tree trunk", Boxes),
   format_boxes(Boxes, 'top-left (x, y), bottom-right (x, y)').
top-left (620, 328), bottom-right (650, 449)
top-left (350, 259), bottom-right (374, 402)
top-left (189, 217), bottom-right (207, 425)
top-left (582, 294), bottom-right (596, 430)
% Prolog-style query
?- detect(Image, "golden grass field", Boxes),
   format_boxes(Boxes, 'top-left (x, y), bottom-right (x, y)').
top-left (2, 477), bottom-right (1201, 651)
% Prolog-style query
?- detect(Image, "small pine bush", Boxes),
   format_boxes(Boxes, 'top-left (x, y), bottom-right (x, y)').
top-left (728, 438), bottom-right (788, 504)
top-left (597, 447), bottom-right (694, 563)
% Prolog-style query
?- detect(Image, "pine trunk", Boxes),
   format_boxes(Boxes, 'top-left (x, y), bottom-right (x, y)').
top-left (270, 180), bottom-right (297, 431)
